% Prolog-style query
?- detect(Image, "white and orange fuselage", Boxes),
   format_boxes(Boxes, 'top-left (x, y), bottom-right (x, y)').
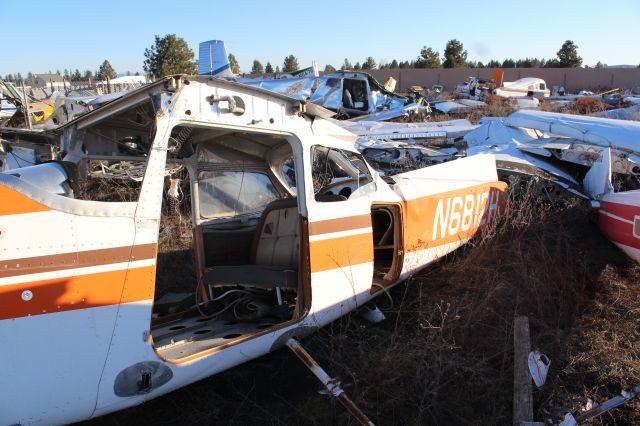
top-left (0, 76), bottom-right (507, 425)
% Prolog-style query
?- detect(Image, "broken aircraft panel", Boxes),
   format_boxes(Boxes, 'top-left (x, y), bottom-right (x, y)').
top-left (339, 119), bottom-right (475, 175)
top-left (465, 110), bottom-right (640, 263)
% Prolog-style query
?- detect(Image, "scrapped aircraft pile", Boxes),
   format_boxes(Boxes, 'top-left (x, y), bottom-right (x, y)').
top-left (0, 77), bottom-right (144, 129)
top-left (2, 49), bottom-right (640, 424)
top-left (340, 109), bottom-right (640, 262)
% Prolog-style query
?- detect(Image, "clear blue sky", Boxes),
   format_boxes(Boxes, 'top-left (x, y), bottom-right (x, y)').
top-left (2, 0), bottom-right (638, 76)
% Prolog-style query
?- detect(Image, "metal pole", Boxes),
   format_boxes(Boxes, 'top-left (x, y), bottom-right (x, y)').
top-left (20, 79), bottom-right (32, 130)
top-left (574, 385), bottom-right (640, 423)
top-left (286, 338), bottom-right (375, 426)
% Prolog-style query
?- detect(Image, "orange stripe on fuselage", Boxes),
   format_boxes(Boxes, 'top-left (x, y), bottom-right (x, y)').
top-left (307, 182), bottom-right (507, 273)
top-left (404, 182), bottom-right (507, 252)
top-left (310, 232), bottom-right (373, 273)
top-left (0, 184), bottom-right (51, 216)
top-left (0, 244), bottom-right (158, 279)
top-left (0, 266), bottom-right (156, 320)
top-left (309, 214), bottom-right (371, 236)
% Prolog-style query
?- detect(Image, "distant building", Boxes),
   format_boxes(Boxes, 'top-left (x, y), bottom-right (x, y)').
top-left (35, 74), bottom-right (65, 90)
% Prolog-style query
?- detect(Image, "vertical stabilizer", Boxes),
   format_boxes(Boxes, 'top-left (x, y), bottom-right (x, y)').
top-left (198, 40), bottom-right (235, 78)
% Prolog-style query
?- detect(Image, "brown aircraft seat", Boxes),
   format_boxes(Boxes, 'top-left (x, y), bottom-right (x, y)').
top-left (202, 197), bottom-right (300, 290)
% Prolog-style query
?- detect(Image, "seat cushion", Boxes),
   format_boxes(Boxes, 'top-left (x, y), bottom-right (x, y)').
top-left (203, 265), bottom-right (297, 289)
top-left (252, 198), bottom-right (299, 267)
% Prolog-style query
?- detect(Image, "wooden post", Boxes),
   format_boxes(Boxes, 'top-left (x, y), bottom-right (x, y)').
top-left (513, 316), bottom-right (533, 425)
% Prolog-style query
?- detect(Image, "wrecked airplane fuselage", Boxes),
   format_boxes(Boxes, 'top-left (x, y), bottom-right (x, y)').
top-left (0, 75), bottom-right (506, 425)
top-left (241, 70), bottom-right (428, 120)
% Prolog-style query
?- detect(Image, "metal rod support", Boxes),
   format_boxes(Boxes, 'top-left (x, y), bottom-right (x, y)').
top-left (20, 80), bottom-right (32, 130)
top-left (286, 338), bottom-right (375, 426)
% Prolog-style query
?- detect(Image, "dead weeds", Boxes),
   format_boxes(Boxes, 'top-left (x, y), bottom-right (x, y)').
top-left (85, 185), bottom-right (640, 426)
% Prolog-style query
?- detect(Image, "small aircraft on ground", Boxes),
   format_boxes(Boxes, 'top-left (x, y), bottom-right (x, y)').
top-left (0, 75), bottom-right (506, 425)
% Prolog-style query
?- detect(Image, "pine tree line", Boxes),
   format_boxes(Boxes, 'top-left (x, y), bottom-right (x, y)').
top-left (4, 37), bottom-right (606, 84)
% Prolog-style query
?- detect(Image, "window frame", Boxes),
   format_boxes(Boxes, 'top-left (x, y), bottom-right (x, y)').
top-left (196, 168), bottom-right (283, 220)
top-left (310, 145), bottom-right (376, 202)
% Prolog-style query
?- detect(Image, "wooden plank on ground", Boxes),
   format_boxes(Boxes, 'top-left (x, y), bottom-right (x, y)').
top-left (513, 316), bottom-right (533, 425)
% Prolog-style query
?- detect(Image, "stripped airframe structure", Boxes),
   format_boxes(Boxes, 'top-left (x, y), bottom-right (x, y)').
top-left (509, 111), bottom-right (640, 263)
top-left (0, 75), bottom-right (506, 425)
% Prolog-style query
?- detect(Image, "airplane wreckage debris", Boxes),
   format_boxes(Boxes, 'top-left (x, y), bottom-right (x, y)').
top-left (2, 75), bottom-right (640, 256)
top-left (1, 70), bottom-right (640, 423)
top-left (0, 75), bottom-right (509, 425)
top-left (0, 76), bottom-right (139, 130)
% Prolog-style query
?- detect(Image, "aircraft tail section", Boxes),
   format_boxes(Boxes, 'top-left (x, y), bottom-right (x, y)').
top-left (198, 40), bottom-right (235, 78)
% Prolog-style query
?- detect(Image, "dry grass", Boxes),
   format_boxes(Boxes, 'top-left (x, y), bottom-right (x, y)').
top-left (570, 98), bottom-right (609, 115)
top-left (539, 97), bottom-right (609, 116)
top-left (155, 169), bottom-right (195, 298)
top-left (85, 183), bottom-right (640, 426)
top-left (294, 189), bottom-right (640, 425)
top-left (424, 94), bottom-right (517, 124)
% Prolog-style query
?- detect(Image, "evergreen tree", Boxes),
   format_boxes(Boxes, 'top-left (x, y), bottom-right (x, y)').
top-left (143, 34), bottom-right (198, 78)
top-left (72, 69), bottom-right (82, 81)
top-left (341, 58), bottom-right (353, 70)
top-left (83, 70), bottom-right (93, 81)
top-left (282, 55), bottom-right (299, 72)
top-left (353, 62), bottom-right (361, 70)
top-left (442, 39), bottom-right (468, 68)
top-left (227, 54), bottom-right (240, 74)
top-left (502, 59), bottom-right (516, 68)
top-left (390, 59), bottom-right (399, 69)
top-left (595, 61), bottom-right (605, 69)
top-left (544, 58), bottom-right (561, 68)
top-left (556, 40), bottom-right (583, 68)
top-left (324, 64), bottom-right (336, 73)
top-left (265, 62), bottom-right (274, 73)
top-left (518, 58), bottom-right (543, 68)
top-left (251, 60), bottom-right (264, 74)
top-left (97, 60), bottom-right (117, 80)
top-left (415, 47), bottom-right (441, 68)
top-left (361, 57), bottom-right (377, 70)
